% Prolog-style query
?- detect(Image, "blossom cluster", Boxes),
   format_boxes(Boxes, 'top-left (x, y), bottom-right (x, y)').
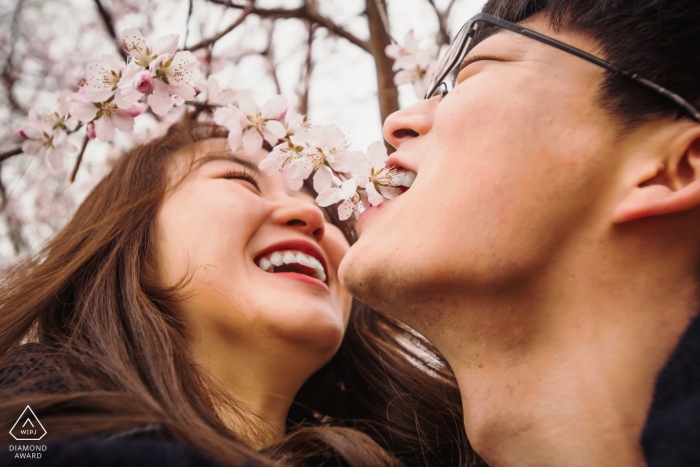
top-left (17, 27), bottom-right (416, 221)
top-left (19, 28), bottom-right (198, 161)
top-left (385, 31), bottom-right (439, 99)
top-left (214, 92), bottom-right (415, 220)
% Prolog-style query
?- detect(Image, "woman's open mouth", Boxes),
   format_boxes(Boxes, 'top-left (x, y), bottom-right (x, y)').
top-left (254, 241), bottom-right (329, 285)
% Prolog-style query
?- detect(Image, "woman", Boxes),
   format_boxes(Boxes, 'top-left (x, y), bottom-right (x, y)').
top-left (0, 117), bottom-right (480, 466)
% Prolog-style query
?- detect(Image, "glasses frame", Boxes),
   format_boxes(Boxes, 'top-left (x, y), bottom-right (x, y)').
top-left (424, 12), bottom-right (700, 122)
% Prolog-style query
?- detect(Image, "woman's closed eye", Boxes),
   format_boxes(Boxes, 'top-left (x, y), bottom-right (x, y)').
top-left (222, 168), bottom-right (261, 191)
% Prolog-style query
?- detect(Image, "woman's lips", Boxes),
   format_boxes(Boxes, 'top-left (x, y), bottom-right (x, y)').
top-left (264, 271), bottom-right (330, 291)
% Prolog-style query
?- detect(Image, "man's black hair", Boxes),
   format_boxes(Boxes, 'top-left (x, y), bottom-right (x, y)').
top-left (482, 0), bottom-right (700, 127)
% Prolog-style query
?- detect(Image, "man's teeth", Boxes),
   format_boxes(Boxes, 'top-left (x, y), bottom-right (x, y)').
top-left (258, 251), bottom-right (327, 282)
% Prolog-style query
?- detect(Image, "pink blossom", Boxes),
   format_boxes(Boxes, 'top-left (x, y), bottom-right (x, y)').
top-left (134, 71), bottom-right (155, 94)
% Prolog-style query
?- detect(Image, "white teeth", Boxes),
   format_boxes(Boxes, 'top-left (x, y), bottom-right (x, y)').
top-left (296, 253), bottom-right (310, 267)
top-left (270, 252), bottom-right (283, 267)
top-left (257, 250), bottom-right (327, 282)
top-left (282, 252), bottom-right (297, 264)
top-left (259, 257), bottom-right (272, 272)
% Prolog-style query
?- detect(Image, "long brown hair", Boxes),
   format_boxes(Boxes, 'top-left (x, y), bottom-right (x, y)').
top-left (0, 117), bottom-right (480, 466)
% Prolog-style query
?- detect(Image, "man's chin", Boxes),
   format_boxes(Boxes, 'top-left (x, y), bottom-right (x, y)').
top-left (338, 238), bottom-right (387, 311)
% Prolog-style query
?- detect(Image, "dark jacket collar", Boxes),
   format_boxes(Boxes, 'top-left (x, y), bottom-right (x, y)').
top-left (642, 314), bottom-right (700, 466)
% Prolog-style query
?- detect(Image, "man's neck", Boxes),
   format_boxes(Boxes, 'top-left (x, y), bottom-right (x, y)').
top-left (421, 231), bottom-right (698, 467)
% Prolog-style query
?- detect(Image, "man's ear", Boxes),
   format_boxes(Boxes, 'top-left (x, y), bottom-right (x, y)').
top-left (612, 127), bottom-right (700, 224)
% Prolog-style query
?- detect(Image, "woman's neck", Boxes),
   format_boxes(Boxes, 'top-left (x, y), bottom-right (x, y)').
top-left (189, 329), bottom-right (322, 449)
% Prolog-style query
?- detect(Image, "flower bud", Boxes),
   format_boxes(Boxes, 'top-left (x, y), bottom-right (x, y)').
top-left (18, 129), bottom-right (28, 139)
top-left (86, 122), bottom-right (97, 139)
top-left (134, 71), bottom-right (155, 94)
top-left (123, 101), bottom-right (148, 118)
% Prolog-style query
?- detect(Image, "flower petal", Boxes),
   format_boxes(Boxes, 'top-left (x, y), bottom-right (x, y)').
top-left (262, 120), bottom-right (286, 145)
top-left (261, 95), bottom-right (287, 119)
top-left (242, 129), bottom-right (263, 156)
top-left (236, 90), bottom-right (257, 116)
top-left (94, 117), bottom-right (116, 142)
top-left (152, 34), bottom-right (179, 56)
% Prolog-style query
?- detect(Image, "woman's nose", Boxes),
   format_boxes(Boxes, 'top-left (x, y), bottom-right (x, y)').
top-left (383, 98), bottom-right (438, 149)
top-left (272, 198), bottom-right (325, 241)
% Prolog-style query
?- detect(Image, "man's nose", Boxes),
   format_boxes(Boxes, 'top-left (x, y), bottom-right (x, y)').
top-left (383, 98), bottom-right (438, 149)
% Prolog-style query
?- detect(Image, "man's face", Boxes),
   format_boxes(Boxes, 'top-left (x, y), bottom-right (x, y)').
top-left (340, 16), bottom-right (626, 322)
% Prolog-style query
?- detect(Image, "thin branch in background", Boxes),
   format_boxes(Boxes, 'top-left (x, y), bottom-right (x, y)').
top-left (0, 147), bottom-right (22, 164)
top-left (205, 0), bottom-right (371, 52)
top-left (427, 0), bottom-right (458, 45)
top-left (0, 167), bottom-right (27, 254)
top-left (262, 23), bottom-right (282, 95)
top-left (187, 1), bottom-right (256, 51)
top-left (2, 0), bottom-right (27, 113)
top-left (183, 0), bottom-right (195, 47)
top-left (69, 134), bottom-right (90, 183)
top-left (298, 22), bottom-right (316, 116)
top-left (93, 0), bottom-right (128, 59)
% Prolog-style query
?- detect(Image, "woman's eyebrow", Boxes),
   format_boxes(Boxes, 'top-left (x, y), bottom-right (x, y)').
top-left (200, 152), bottom-right (260, 172)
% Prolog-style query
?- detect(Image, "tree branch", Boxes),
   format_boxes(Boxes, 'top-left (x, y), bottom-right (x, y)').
top-left (69, 134), bottom-right (90, 183)
top-left (186, 1), bottom-right (255, 51)
top-left (205, 0), bottom-right (370, 52)
top-left (184, 0), bottom-right (195, 47)
top-left (298, 22), bottom-right (316, 116)
top-left (0, 146), bottom-right (22, 163)
top-left (93, 0), bottom-right (128, 59)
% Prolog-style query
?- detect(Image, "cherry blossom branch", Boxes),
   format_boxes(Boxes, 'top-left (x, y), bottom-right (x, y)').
top-left (204, 0), bottom-right (370, 53)
top-left (186, 1), bottom-right (256, 51)
top-left (69, 133), bottom-right (90, 183)
top-left (93, 0), bottom-right (128, 60)
top-left (0, 147), bottom-right (22, 163)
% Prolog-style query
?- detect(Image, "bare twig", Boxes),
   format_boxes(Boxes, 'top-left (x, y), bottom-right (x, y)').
top-left (2, 0), bottom-right (26, 112)
top-left (298, 22), bottom-right (316, 116)
top-left (0, 147), bottom-right (22, 163)
top-left (205, 0), bottom-right (370, 52)
top-left (0, 167), bottom-right (27, 254)
top-left (69, 134), bottom-right (90, 183)
top-left (93, 0), bottom-right (128, 59)
top-left (184, 0), bottom-right (195, 47)
top-left (187, 2), bottom-right (256, 51)
top-left (427, 0), bottom-right (459, 45)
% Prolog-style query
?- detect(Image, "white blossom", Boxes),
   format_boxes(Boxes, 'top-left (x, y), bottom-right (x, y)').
top-left (214, 90), bottom-right (287, 156)
top-left (385, 31), bottom-right (439, 99)
top-left (19, 110), bottom-right (78, 171)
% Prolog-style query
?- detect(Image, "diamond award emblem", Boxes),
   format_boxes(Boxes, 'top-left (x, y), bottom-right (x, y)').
top-left (9, 406), bottom-right (47, 441)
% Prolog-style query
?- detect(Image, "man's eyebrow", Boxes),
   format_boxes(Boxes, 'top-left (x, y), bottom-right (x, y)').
top-left (199, 152), bottom-right (260, 172)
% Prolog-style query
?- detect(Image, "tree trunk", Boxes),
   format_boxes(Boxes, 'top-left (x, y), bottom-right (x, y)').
top-left (365, 0), bottom-right (399, 149)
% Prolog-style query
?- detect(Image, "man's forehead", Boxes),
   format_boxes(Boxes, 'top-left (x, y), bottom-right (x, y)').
top-left (469, 15), bottom-right (600, 61)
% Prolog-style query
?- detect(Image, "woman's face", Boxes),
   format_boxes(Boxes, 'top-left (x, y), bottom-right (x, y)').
top-left (155, 138), bottom-right (352, 365)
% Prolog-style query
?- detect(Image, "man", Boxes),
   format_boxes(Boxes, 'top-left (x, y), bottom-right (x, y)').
top-left (339, 0), bottom-right (700, 466)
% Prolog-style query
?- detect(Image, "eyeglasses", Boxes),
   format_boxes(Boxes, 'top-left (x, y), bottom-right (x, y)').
top-left (424, 12), bottom-right (700, 122)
